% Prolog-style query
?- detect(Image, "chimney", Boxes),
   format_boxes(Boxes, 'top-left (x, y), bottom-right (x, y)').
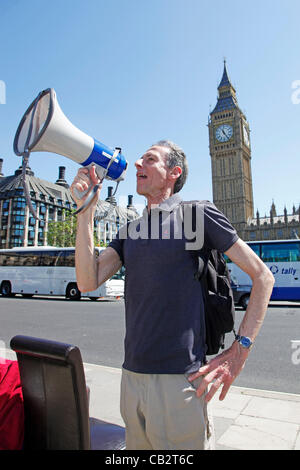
top-left (55, 166), bottom-right (69, 188)
top-left (105, 186), bottom-right (116, 206)
top-left (0, 158), bottom-right (3, 177)
top-left (127, 195), bottom-right (133, 208)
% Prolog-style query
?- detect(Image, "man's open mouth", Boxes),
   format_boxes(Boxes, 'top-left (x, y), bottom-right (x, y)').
top-left (137, 174), bottom-right (147, 179)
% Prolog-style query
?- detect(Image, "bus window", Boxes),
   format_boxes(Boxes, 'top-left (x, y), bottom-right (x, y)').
top-left (248, 244), bottom-right (260, 257)
top-left (56, 250), bottom-right (75, 267)
top-left (0, 252), bottom-right (9, 266)
top-left (18, 251), bottom-right (41, 266)
top-left (64, 251), bottom-right (75, 267)
top-left (40, 251), bottom-right (60, 266)
top-left (261, 242), bottom-right (300, 262)
top-left (1, 253), bottom-right (18, 266)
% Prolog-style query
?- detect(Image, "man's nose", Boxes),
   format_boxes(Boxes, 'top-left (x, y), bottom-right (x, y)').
top-left (135, 158), bottom-right (143, 169)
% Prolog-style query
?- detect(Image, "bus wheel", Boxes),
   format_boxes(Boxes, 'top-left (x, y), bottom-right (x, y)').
top-left (240, 294), bottom-right (250, 310)
top-left (66, 283), bottom-right (81, 300)
top-left (1, 281), bottom-right (13, 297)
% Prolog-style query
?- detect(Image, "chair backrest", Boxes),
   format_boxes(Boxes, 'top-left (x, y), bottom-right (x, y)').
top-left (10, 335), bottom-right (91, 450)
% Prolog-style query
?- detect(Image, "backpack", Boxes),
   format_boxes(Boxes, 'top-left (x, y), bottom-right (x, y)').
top-left (181, 201), bottom-right (235, 357)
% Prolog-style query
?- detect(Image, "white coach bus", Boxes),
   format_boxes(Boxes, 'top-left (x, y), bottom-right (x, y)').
top-left (226, 239), bottom-right (300, 305)
top-left (0, 246), bottom-right (124, 300)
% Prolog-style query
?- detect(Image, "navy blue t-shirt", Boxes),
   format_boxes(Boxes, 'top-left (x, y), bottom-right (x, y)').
top-left (109, 193), bottom-right (238, 374)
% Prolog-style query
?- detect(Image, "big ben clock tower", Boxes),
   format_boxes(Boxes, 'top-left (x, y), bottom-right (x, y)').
top-left (209, 61), bottom-right (254, 233)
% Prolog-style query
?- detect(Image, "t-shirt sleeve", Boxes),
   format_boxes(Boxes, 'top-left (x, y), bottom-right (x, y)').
top-left (203, 201), bottom-right (239, 252)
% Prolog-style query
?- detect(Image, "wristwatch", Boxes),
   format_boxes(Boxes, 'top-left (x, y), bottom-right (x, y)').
top-left (235, 334), bottom-right (253, 349)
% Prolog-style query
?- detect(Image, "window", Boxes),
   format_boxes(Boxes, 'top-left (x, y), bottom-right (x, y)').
top-left (277, 230), bottom-right (283, 239)
top-left (13, 199), bottom-right (26, 209)
top-left (261, 243), bottom-right (300, 262)
top-left (56, 250), bottom-right (75, 267)
top-left (0, 251), bottom-right (41, 266)
top-left (18, 251), bottom-right (42, 266)
top-left (248, 244), bottom-right (260, 257)
top-left (40, 251), bottom-right (60, 266)
top-left (13, 215), bottom-right (25, 223)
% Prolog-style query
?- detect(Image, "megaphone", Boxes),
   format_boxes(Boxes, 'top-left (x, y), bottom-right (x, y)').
top-left (13, 88), bottom-right (128, 216)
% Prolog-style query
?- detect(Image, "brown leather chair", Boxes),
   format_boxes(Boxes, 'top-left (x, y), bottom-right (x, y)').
top-left (10, 335), bottom-right (125, 450)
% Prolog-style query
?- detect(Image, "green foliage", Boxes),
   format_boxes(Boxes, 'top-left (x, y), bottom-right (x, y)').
top-left (46, 210), bottom-right (107, 247)
top-left (46, 210), bottom-right (76, 247)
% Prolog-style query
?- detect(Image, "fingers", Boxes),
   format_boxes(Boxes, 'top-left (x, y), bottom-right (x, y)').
top-left (71, 166), bottom-right (102, 204)
top-left (89, 164), bottom-right (101, 185)
top-left (188, 362), bottom-right (233, 403)
top-left (71, 168), bottom-right (90, 193)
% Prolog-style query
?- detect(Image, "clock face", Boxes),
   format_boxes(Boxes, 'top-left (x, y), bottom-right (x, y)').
top-left (215, 124), bottom-right (233, 143)
top-left (243, 125), bottom-right (250, 147)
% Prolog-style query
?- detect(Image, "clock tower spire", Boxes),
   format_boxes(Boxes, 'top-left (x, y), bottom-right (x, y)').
top-left (208, 61), bottom-right (254, 233)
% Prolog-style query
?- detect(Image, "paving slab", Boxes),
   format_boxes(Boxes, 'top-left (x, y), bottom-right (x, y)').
top-left (241, 396), bottom-right (300, 425)
top-left (218, 415), bottom-right (299, 450)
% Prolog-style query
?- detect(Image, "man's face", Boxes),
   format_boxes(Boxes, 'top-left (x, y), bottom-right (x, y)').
top-left (135, 146), bottom-right (171, 198)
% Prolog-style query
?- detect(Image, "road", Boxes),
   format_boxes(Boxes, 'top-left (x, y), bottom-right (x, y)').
top-left (0, 295), bottom-right (299, 395)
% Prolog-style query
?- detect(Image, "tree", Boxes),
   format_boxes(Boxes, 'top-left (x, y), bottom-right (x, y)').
top-left (46, 210), bottom-right (106, 247)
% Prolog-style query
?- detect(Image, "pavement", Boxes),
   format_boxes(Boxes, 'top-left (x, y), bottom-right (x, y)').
top-left (3, 347), bottom-right (300, 450)
top-left (83, 362), bottom-right (300, 451)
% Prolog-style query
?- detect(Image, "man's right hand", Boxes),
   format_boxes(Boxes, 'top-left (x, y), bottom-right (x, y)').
top-left (70, 165), bottom-right (102, 211)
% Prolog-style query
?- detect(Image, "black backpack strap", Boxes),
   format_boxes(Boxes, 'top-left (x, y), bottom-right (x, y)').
top-left (179, 200), bottom-right (211, 282)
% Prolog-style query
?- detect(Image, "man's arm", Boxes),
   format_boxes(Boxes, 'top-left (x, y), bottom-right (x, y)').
top-left (71, 166), bottom-right (122, 292)
top-left (189, 238), bottom-right (275, 402)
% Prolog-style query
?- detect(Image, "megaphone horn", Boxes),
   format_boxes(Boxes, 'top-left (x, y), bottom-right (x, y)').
top-left (13, 88), bottom-right (128, 216)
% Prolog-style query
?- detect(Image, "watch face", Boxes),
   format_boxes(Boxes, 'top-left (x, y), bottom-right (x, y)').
top-left (241, 337), bottom-right (252, 348)
top-left (243, 125), bottom-right (250, 146)
top-left (215, 124), bottom-right (233, 142)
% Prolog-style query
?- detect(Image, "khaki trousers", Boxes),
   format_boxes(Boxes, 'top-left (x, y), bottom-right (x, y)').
top-left (120, 368), bottom-right (215, 450)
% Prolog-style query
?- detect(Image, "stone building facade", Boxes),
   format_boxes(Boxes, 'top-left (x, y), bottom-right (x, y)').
top-left (209, 62), bottom-right (300, 241)
top-left (0, 160), bottom-right (138, 249)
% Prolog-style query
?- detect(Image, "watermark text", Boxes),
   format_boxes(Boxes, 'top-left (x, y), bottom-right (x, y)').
top-left (291, 340), bottom-right (300, 365)
top-left (0, 80), bottom-right (6, 104)
top-left (291, 80), bottom-right (300, 104)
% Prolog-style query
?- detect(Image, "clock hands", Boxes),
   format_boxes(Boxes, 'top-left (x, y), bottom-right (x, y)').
top-left (221, 129), bottom-right (229, 139)
top-left (216, 125), bottom-right (232, 142)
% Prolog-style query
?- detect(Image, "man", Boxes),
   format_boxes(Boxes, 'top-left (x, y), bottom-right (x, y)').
top-left (71, 140), bottom-right (274, 450)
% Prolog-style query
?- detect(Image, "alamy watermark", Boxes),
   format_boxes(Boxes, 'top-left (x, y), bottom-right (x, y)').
top-left (0, 80), bottom-right (6, 104)
top-left (291, 80), bottom-right (300, 104)
top-left (291, 340), bottom-right (300, 365)
top-left (112, 199), bottom-right (205, 251)
top-left (0, 340), bottom-right (7, 364)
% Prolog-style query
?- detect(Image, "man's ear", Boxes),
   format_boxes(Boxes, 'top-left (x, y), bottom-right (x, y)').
top-left (168, 165), bottom-right (182, 181)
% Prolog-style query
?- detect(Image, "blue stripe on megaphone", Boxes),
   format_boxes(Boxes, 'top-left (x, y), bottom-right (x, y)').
top-left (82, 139), bottom-right (127, 180)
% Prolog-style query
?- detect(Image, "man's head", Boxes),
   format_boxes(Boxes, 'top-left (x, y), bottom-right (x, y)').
top-left (135, 140), bottom-right (188, 201)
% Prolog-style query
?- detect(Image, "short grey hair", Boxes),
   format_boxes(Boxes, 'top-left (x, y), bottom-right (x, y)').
top-left (154, 140), bottom-right (188, 193)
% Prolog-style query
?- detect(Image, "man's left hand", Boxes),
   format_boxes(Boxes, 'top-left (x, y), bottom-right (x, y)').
top-left (188, 341), bottom-right (250, 402)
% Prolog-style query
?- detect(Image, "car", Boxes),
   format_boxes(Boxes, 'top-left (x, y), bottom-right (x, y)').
top-left (230, 276), bottom-right (252, 309)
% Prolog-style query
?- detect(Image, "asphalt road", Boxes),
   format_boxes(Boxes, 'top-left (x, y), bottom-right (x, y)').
top-left (0, 295), bottom-right (299, 395)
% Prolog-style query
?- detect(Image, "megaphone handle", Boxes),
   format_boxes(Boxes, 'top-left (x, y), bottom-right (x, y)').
top-left (73, 183), bottom-right (101, 216)
top-left (72, 147), bottom-right (121, 216)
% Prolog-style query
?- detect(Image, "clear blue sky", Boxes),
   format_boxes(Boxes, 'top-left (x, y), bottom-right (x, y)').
top-left (1, 0), bottom-right (300, 217)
